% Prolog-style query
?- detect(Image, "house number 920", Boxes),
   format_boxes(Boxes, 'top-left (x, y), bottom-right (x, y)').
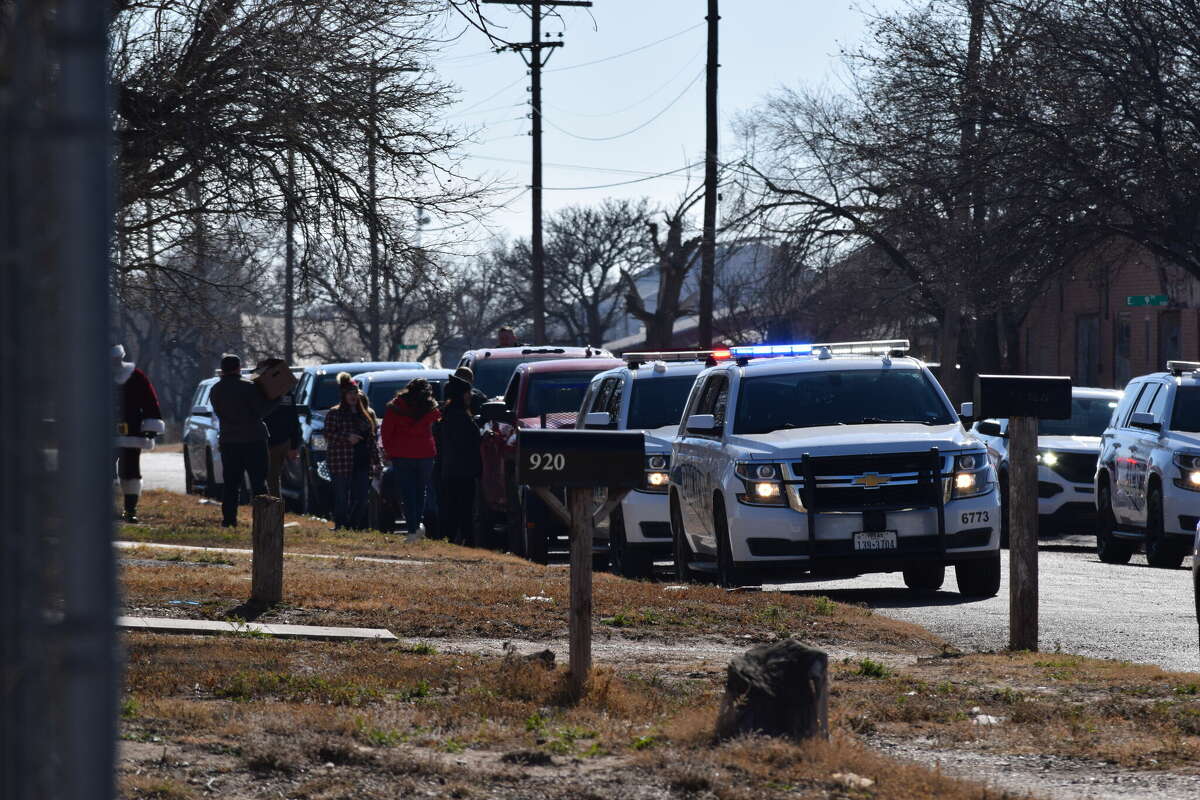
top-left (529, 453), bottom-right (566, 471)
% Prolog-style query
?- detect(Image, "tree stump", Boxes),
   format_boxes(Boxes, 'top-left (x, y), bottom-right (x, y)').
top-left (715, 638), bottom-right (828, 741)
top-left (251, 494), bottom-right (284, 605)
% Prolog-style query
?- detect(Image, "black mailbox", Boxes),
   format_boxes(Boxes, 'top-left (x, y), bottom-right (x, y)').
top-left (974, 374), bottom-right (1071, 420)
top-left (516, 429), bottom-right (645, 489)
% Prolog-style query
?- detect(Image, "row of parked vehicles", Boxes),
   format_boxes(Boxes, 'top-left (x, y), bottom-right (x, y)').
top-left (182, 343), bottom-right (1200, 599)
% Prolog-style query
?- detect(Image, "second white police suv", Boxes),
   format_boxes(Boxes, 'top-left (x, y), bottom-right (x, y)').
top-left (668, 340), bottom-right (1002, 596)
top-left (1096, 360), bottom-right (1200, 568)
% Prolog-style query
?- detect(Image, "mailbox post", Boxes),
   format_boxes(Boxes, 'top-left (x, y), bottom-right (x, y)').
top-left (974, 375), bottom-right (1072, 652)
top-left (517, 429), bottom-right (644, 697)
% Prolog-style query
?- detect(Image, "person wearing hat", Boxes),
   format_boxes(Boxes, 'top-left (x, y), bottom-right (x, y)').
top-left (208, 354), bottom-right (272, 527)
top-left (434, 371), bottom-right (482, 545)
top-left (256, 358), bottom-right (303, 499)
top-left (113, 344), bottom-right (165, 523)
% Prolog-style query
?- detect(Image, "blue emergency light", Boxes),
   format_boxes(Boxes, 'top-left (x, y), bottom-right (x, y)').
top-left (728, 339), bottom-right (910, 360)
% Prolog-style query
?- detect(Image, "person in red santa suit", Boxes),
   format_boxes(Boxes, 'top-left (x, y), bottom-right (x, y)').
top-left (114, 344), bottom-right (165, 522)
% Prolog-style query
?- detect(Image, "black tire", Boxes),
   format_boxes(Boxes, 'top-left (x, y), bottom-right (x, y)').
top-left (955, 553), bottom-right (1001, 598)
top-left (903, 563), bottom-right (945, 592)
top-left (998, 471), bottom-right (1010, 549)
top-left (713, 497), bottom-right (742, 589)
top-left (1096, 479), bottom-right (1134, 565)
top-left (1145, 484), bottom-right (1186, 569)
top-left (610, 506), bottom-right (653, 580)
top-left (670, 492), bottom-right (694, 583)
top-left (183, 449), bottom-right (195, 495)
top-left (522, 490), bottom-right (549, 565)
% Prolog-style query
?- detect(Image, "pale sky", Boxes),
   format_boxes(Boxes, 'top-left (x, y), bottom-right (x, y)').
top-left (425, 0), bottom-right (908, 245)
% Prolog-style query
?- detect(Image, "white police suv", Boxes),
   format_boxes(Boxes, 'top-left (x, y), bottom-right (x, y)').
top-left (973, 387), bottom-right (1123, 540)
top-left (577, 352), bottom-right (715, 578)
top-left (668, 340), bottom-right (1001, 595)
top-left (1095, 361), bottom-right (1200, 568)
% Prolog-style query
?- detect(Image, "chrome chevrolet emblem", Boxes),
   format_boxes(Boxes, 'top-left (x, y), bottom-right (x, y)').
top-left (852, 472), bottom-right (890, 489)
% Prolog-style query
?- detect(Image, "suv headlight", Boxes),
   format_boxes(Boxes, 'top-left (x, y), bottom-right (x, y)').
top-left (310, 433), bottom-right (327, 452)
top-left (1036, 450), bottom-right (1059, 468)
top-left (735, 462), bottom-right (786, 506)
top-left (1173, 453), bottom-right (1200, 491)
top-left (642, 454), bottom-right (670, 493)
top-left (950, 452), bottom-right (992, 500)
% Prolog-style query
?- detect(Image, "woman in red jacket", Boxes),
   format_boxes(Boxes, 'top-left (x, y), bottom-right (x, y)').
top-left (381, 378), bottom-right (441, 540)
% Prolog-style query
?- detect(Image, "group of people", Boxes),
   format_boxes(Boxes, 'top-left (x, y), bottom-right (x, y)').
top-left (324, 366), bottom-right (482, 543)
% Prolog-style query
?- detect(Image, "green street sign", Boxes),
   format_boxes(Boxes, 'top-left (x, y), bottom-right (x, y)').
top-left (1126, 294), bottom-right (1169, 307)
top-left (396, 344), bottom-right (418, 350)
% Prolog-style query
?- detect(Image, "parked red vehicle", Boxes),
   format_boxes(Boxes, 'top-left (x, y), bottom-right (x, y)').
top-left (475, 355), bottom-right (622, 561)
top-left (457, 345), bottom-right (611, 399)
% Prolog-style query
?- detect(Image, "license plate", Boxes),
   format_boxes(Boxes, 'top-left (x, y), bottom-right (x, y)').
top-left (853, 531), bottom-right (898, 551)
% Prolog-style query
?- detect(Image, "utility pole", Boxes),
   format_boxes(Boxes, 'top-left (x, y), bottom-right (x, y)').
top-left (698, 0), bottom-right (719, 348)
top-left (483, 0), bottom-right (592, 344)
top-left (284, 148), bottom-right (296, 364)
top-left (367, 61), bottom-right (381, 361)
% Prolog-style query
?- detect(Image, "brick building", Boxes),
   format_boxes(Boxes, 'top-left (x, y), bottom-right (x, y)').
top-left (1019, 241), bottom-right (1200, 389)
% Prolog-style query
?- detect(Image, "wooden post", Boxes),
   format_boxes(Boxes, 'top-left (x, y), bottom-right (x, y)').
top-left (567, 487), bottom-right (593, 699)
top-left (1008, 415), bottom-right (1038, 651)
top-left (251, 495), bottom-right (284, 605)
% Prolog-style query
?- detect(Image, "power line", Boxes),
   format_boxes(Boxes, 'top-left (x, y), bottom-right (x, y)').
top-left (544, 20), bottom-right (704, 73)
top-left (445, 74), bottom-right (527, 116)
top-left (539, 162), bottom-right (702, 191)
top-left (542, 47), bottom-right (704, 118)
top-left (541, 68), bottom-right (703, 142)
top-left (469, 154), bottom-right (698, 180)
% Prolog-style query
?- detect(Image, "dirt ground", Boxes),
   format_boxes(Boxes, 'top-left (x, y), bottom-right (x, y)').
top-left (117, 490), bottom-right (1200, 799)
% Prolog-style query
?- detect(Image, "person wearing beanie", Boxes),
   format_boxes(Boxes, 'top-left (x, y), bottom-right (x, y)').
top-left (434, 372), bottom-right (482, 545)
top-left (381, 378), bottom-right (441, 541)
top-left (323, 372), bottom-right (383, 530)
top-left (453, 366), bottom-right (488, 415)
top-left (113, 344), bottom-right (165, 523)
top-left (208, 353), bottom-right (273, 527)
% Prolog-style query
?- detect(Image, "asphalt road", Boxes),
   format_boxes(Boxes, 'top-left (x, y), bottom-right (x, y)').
top-left (766, 544), bottom-right (1200, 673)
top-left (142, 450), bottom-right (186, 494)
top-left (140, 453), bottom-right (1198, 672)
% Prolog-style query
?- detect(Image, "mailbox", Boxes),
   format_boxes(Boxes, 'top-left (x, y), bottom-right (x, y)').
top-left (516, 429), bottom-right (644, 489)
top-left (974, 374), bottom-right (1071, 420)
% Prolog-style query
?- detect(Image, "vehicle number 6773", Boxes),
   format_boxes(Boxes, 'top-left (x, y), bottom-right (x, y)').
top-left (961, 511), bottom-right (990, 525)
top-left (529, 453), bottom-right (566, 471)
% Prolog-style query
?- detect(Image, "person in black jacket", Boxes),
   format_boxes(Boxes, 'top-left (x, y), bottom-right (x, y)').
top-left (437, 374), bottom-right (483, 546)
top-left (262, 379), bottom-right (303, 500)
top-left (208, 354), bottom-right (273, 527)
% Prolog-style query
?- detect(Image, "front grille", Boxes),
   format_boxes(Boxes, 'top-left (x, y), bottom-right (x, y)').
top-left (792, 452), bottom-right (943, 512)
top-left (746, 528), bottom-right (990, 558)
top-left (1038, 481), bottom-right (1063, 498)
top-left (1047, 452), bottom-right (1097, 484)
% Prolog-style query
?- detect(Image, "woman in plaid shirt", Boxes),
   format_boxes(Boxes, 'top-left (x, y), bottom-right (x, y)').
top-left (323, 372), bottom-right (383, 529)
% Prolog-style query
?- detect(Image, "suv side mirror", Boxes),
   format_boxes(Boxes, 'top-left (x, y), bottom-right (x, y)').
top-left (190, 405), bottom-right (211, 417)
top-left (686, 414), bottom-right (717, 434)
top-left (480, 400), bottom-right (514, 424)
top-left (975, 420), bottom-right (1003, 438)
top-left (1130, 411), bottom-right (1161, 432)
top-left (959, 402), bottom-right (974, 420)
top-left (583, 411), bottom-right (612, 429)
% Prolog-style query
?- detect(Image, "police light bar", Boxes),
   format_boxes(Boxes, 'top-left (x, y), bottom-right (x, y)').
top-left (1167, 360), bottom-right (1200, 376)
top-left (728, 339), bottom-right (910, 359)
top-left (623, 349), bottom-right (731, 365)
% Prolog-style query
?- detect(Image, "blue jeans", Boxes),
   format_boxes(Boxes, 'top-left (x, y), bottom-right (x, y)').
top-left (332, 470), bottom-right (369, 530)
top-left (391, 457), bottom-right (435, 534)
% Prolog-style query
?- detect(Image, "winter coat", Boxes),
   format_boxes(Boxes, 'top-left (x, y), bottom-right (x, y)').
top-left (381, 396), bottom-right (441, 460)
top-left (210, 375), bottom-right (273, 444)
top-left (436, 402), bottom-right (482, 478)
top-left (323, 403), bottom-right (383, 477)
top-left (115, 366), bottom-right (165, 450)
top-left (264, 395), bottom-right (303, 448)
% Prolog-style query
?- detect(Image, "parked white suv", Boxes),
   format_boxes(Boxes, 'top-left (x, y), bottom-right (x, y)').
top-left (973, 387), bottom-right (1123, 541)
top-left (668, 341), bottom-right (1001, 595)
top-left (577, 354), bottom-right (712, 578)
top-left (1095, 362), bottom-right (1200, 568)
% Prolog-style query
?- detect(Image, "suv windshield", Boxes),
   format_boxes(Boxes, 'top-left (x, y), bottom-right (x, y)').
top-left (365, 379), bottom-right (447, 418)
top-left (472, 358), bottom-right (540, 398)
top-left (1038, 396), bottom-right (1119, 437)
top-left (523, 372), bottom-right (596, 418)
top-left (1170, 386), bottom-right (1200, 433)
top-left (733, 368), bottom-right (954, 434)
top-left (627, 376), bottom-right (696, 430)
top-left (311, 375), bottom-right (346, 410)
